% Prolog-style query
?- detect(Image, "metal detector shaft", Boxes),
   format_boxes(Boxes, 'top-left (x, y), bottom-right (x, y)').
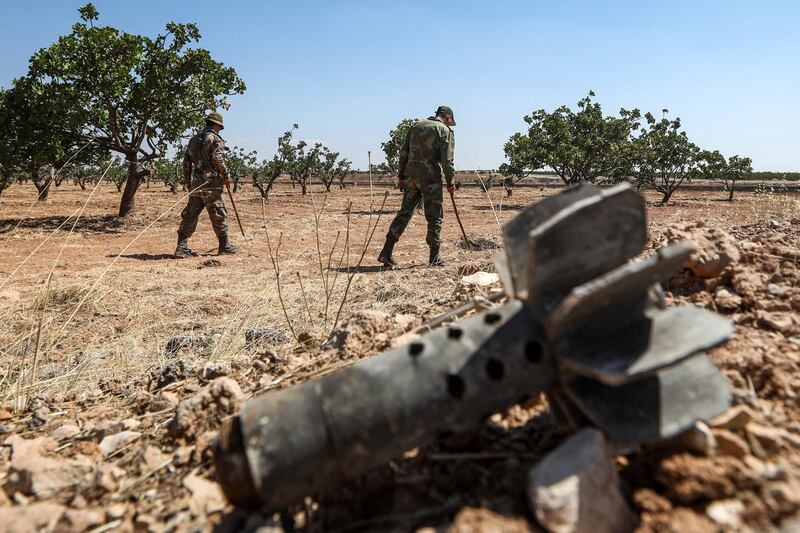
top-left (226, 182), bottom-right (246, 237)
top-left (449, 188), bottom-right (472, 250)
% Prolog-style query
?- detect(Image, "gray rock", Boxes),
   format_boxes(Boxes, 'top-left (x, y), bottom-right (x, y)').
top-left (528, 428), bottom-right (635, 533)
top-left (245, 327), bottom-right (290, 346)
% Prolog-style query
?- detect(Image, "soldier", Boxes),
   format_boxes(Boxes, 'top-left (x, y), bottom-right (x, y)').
top-left (175, 112), bottom-right (238, 257)
top-left (377, 106), bottom-right (456, 268)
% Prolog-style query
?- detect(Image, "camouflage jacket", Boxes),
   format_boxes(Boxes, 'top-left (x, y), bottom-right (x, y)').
top-left (398, 116), bottom-right (455, 185)
top-left (183, 128), bottom-right (228, 189)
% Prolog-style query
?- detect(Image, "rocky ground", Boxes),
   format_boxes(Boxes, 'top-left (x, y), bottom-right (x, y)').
top-left (0, 182), bottom-right (798, 532)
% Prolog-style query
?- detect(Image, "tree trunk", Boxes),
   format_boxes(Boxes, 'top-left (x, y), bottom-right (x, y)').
top-left (728, 183), bottom-right (735, 202)
top-left (233, 178), bottom-right (240, 193)
top-left (660, 190), bottom-right (672, 205)
top-left (31, 169), bottom-right (52, 201)
top-left (300, 180), bottom-right (307, 195)
top-left (0, 172), bottom-right (12, 198)
top-left (118, 159), bottom-right (142, 217)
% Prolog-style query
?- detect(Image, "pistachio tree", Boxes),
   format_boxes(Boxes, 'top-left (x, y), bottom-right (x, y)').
top-left (286, 140), bottom-right (322, 196)
top-left (253, 126), bottom-right (297, 199)
top-left (500, 91), bottom-right (641, 188)
top-left (701, 151), bottom-right (753, 202)
top-left (315, 146), bottom-right (352, 191)
top-left (26, 3), bottom-right (245, 216)
top-left (631, 113), bottom-right (702, 205)
top-left (225, 146), bottom-right (258, 193)
top-left (0, 77), bottom-right (85, 200)
top-left (380, 118), bottom-right (417, 173)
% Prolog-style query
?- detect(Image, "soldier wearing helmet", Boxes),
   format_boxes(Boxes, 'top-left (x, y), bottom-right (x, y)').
top-left (175, 112), bottom-right (238, 257)
top-left (378, 106), bottom-right (456, 268)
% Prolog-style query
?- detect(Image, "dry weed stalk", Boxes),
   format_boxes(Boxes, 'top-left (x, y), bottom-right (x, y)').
top-left (331, 190), bottom-right (390, 331)
top-left (296, 272), bottom-right (313, 324)
top-left (262, 200), bottom-right (299, 342)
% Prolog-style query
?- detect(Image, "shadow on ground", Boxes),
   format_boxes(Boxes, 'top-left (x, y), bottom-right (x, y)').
top-left (472, 204), bottom-right (529, 212)
top-left (111, 253), bottom-right (181, 261)
top-left (0, 214), bottom-right (124, 234)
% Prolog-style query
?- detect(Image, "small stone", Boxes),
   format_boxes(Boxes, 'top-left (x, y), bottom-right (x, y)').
top-left (757, 311), bottom-right (795, 334)
top-left (95, 463), bottom-right (126, 492)
top-left (196, 362), bottom-right (230, 380)
top-left (99, 430), bottom-right (141, 457)
top-left (673, 421), bottom-right (716, 456)
top-left (665, 222), bottom-right (740, 278)
top-left (0, 502), bottom-right (65, 532)
top-left (143, 445), bottom-right (167, 471)
top-left (709, 405), bottom-right (755, 430)
top-left (746, 424), bottom-right (784, 453)
top-left (706, 499), bottom-right (745, 529)
top-left (460, 271), bottom-right (500, 287)
top-left (184, 474), bottom-right (227, 516)
top-left (632, 488), bottom-right (672, 513)
top-left (767, 283), bottom-right (790, 297)
top-left (714, 288), bottom-right (742, 311)
top-left (57, 508), bottom-right (105, 531)
top-left (5, 439), bottom-right (94, 498)
top-left (244, 327), bottom-right (290, 346)
top-left (107, 503), bottom-right (129, 520)
top-left (528, 428), bottom-right (635, 533)
top-left (712, 429), bottom-right (749, 458)
top-left (49, 423), bottom-right (81, 441)
top-left (168, 377), bottom-right (243, 441)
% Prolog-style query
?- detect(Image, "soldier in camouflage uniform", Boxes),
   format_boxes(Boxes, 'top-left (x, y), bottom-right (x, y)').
top-left (378, 106), bottom-right (456, 268)
top-left (175, 112), bottom-right (237, 257)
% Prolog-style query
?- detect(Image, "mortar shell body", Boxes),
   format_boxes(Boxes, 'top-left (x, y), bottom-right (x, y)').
top-left (216, 300), bottom-right (554, 509)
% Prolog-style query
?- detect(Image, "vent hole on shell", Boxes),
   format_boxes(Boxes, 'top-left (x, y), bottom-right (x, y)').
top-left (409, 342), bottom-right (424, 357)
top-left (447, 374), bottom-right (465, 399)
top-left (525, 340), bottom-right (544, 363)
top-left (448, 327), bottom-right (463, 340)
top-left (485, 358), bottom-right (505, 381)
top-left (484, 312), bottom-right (502, 325)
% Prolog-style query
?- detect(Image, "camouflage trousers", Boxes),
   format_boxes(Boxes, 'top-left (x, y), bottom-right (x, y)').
top-left (385, 178), bottom-right (443, 249)
top-left (177, 188), bottom-right (228, 239)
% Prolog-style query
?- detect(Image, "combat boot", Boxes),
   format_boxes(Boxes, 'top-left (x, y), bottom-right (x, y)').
top-left (429, 247), bottom-right (445, 267)
top-left (377, 240), bottom-right (398, 269)
top-left (218, 234), bottom-right (238, 255)
top-left (175, 235), bottom-right (195, 258)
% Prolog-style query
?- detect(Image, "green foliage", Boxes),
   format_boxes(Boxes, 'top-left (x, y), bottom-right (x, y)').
top-left (500, 91), bottom-right (641, 186)
top-left (286, 140), bottom-right (322, 196)
top-left (700, 150), bottom-right (753, 201)
top-left (381, 118), bottom-right (417, 174)
top-left (630, 113), bottom-right (702, 205)
top-left (743, 171), bottom-right (799, 181)
top-left (315, 146), bottom-right (352, 191)
top-left (0, 78), bottom-right (88, 200)
top-left (253, 126), bottom-right (297, 199)
top-left (26, 3), bottom-right (245, 215)
top-left (475, 176), bottom-right (494, 192)
top-left (151, 149), bottom-right (186, 194)
top-left (225, 146), bottom-right (258, 192)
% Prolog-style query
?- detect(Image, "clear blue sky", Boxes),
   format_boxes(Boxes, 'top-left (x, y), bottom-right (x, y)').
top-left (1, 1), bottom-right (798, 171)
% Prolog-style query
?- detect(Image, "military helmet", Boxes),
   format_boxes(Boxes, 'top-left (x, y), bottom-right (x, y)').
top-left (205, 111), bottom-right (224, 129)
